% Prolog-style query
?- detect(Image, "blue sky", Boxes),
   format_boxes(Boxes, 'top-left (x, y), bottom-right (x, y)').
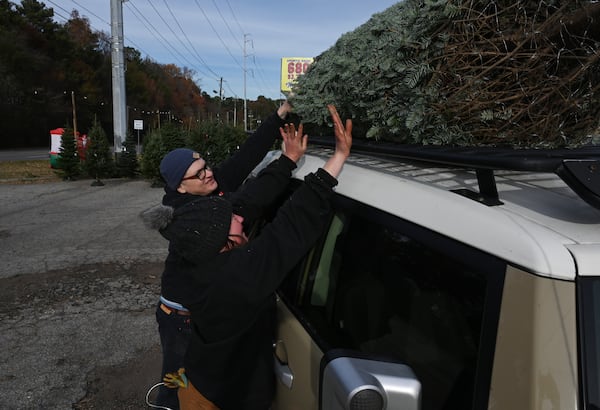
top-left (48, 0), bottom-right (400, 100)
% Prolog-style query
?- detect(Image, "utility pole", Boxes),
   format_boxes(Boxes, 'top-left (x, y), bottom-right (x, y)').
top-left (110, 0), bottom-right (127, 153)
top-left (243, 34), bottom-right (250, 132)
top-left (218, 77), bottom-right (223, 123)
top-left (71, 91), bottom-right (78, 138)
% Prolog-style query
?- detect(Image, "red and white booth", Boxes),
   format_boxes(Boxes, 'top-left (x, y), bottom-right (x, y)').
top-left (49, 128), bottom-right (87, 168)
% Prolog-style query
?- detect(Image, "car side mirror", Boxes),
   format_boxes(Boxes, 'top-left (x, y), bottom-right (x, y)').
top-left (321, 355), bottom-right (421, 410)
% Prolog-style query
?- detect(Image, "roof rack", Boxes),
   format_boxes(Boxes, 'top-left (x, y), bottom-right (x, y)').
top-left (308, 136), bottom-right (600, 210)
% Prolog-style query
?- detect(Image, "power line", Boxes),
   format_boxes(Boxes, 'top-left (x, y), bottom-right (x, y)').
top-left (245, 37), bottom-right (278, 97)
top-left (211, 0), bottom-right (243, 52)
top-left (126, 0), bottom-right (214, 82)
top-left (124, 2), bottom-right (179, 62)
top-left (241, 34), bottom-right (274, 99)
top-left (46, 0), bottom-right (73, 21)
top-left (193, 0), bottom-right (243, 70)
top-left (161, 0), bottom-right (221, 80)
top-left (64, 0), bottom-right (221, 89)
top-left (55, 0), bottom-right (281, 100)
top-left (253, 54), bottom-right (280, 98)
top-left (211, 1), bottom-right (279, 99)
top-left (71, 0), bottom-right (109, 26)
top-left (63, 0), bottom-right (153, 59)
top-left (146, 0), bottom-right (214, 79)
top-left (215, 1), bottom-right (277, 99)
top-left (52, 0), bottom-right (135, 53)
top-left (225, 83), bottom-right (238, 99)
top-left (224, 0), bottom-right (245, 39)
top-left (219, 2), bottom-right (273, 97)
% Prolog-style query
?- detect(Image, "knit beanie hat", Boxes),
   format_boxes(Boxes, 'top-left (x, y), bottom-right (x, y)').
top-left (140, 196), bottom-right (232, 263)
top-left (160, 148), bottom-right (202, 190)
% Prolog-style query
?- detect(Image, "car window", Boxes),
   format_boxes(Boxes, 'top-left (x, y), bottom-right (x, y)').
top-left (579, 276), bottom-right (600, 409)
top-left (278, 193), bottom-right (505, 410)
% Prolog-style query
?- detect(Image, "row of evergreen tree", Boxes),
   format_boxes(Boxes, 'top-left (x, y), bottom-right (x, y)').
top-left (56, 117), bottom-right (253, 187)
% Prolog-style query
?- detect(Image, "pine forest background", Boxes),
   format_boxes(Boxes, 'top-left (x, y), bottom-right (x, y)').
top-left (0, 0), bottom-right (280, 149)
top-left (2, 0), bottom-right (600, 151)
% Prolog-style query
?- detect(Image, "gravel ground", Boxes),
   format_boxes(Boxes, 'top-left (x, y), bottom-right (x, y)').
top-left (0, 262), bottom-right (164, 409)
top-left (0, 178), bottom-right (169, 409)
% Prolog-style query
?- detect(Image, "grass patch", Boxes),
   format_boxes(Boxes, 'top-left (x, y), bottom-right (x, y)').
top-left (0, 160), bottom-right (62, 184)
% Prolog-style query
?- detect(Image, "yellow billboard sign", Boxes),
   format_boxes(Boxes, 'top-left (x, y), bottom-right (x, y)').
top-left (281, 57), bottom-right (314, 93)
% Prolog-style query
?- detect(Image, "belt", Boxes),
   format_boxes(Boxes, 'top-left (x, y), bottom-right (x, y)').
top-left (160, 303), bottom-right (191, 316)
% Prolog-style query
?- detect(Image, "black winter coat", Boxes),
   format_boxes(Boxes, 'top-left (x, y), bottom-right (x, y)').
top-left (183, 169), bottom-right (338, 409)
top-left (162, 155), bottom-right (298, 306)
top-left (160, 110), bottom-right (288, 304)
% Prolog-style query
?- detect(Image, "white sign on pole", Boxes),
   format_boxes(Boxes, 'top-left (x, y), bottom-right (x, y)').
top-left (133, 119), bottom-right (143, 130)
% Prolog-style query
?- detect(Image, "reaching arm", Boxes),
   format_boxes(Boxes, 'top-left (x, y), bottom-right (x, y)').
top-left (228, 118), bottom-right (308, 222)
top-left (322, 104), bottom-right (353, 178)
top-left (277, 100), bottom-right (293, 121)
top-left (212, 105), bottom-right (353, 312)
top-left (213, 101), bottom-right (294, 191)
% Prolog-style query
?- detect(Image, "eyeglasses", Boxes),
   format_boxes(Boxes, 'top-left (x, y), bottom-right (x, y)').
top-left (181, 164), bottom-right (211, 182)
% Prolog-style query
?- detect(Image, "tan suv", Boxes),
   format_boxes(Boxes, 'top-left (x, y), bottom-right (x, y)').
top-left (267, 142), bottom-right (600, 410)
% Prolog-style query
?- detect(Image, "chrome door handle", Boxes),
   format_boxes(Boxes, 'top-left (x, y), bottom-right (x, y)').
top-left (274, 356), bottom-right (294, 389)
top-left (273, 340), bottom-right (293, 389)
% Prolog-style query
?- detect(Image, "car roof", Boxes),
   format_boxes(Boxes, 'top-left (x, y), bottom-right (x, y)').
top-left (293, 147), bottom-right (600, 280)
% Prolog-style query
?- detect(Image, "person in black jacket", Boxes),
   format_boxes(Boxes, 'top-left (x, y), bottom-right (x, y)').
top-left (153, 101), bottom-right (295, 409)
top-left (147, 105), bottom-right (352, 409)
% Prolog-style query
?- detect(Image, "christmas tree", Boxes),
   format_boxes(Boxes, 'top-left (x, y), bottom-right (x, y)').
top-left (56, 124), bottom-right (80, 180)
top-left (116, 133), bottom-right (139, 178)
top-left (292, 0), bottom-right (600, 148)
top-left (84, 118), bottom-right (114, 185)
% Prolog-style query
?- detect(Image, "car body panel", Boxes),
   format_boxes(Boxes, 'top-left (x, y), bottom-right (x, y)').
top-left (268, 148), bottom-right (599, 410)
top-left (272, 297), bottom-right (323, 410)
top-left (292, 151), bottom-right (600, 280)
top-left (566, 244), bottom-right (600, 276)
top-left (488, 265), bottom-right (578, 409)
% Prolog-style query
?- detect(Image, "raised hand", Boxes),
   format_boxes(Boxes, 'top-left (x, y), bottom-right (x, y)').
top-left (277, 100), bottom-right (293, 119)
top-left (279, 122), bottom-right (308, 163)
top-left (327, 104), bottom-right (352, 159)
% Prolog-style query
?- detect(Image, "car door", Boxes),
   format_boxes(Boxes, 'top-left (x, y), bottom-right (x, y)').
top-left (272, 295), bottom-right (324, 410)
top-left (272, 194), bottom-right (504, 410)
top-left (272, 213), bottom-right (345, 410)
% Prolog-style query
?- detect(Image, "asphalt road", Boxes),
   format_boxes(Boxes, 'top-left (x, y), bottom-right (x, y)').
top-left (0, 177), bottom-right (170, 409)
top-left (0, 148), bottom-right (50, 162)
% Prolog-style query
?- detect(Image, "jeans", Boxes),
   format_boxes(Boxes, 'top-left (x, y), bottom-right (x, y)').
top-left (155, 302), bottom-right (192, 410)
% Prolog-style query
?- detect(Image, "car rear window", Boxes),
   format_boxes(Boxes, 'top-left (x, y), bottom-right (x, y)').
top-left (579, 277), bottom-right (600, 408)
